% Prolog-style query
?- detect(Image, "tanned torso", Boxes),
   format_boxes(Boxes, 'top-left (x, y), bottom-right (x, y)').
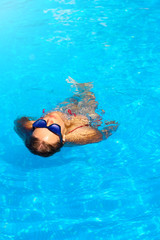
top-left (44, 111), bottom-right (90, 134)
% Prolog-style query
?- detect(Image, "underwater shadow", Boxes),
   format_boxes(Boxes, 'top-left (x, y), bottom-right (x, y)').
top-left (4, 140), bottom-right (76, 170)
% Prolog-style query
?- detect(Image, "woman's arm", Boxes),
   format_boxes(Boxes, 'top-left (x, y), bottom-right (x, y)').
top-left (14, 117), bottom-right (34, 141)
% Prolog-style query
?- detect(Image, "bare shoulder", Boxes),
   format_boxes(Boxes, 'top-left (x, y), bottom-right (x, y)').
top-left (65, 126), bottom-right (103, 145)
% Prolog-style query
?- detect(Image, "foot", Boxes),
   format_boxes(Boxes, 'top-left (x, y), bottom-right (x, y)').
top-left (66, 77), bottom-right (93, 92)
top-left (66, 76), bottom-right (78, 85)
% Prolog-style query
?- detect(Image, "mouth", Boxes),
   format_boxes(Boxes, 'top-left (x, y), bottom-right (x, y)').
top-left (48, 114), bottom-right (57, 119)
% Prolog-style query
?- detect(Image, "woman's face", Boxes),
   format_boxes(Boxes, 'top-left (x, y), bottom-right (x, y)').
top-left (32, 113), bottom-right (66, 144)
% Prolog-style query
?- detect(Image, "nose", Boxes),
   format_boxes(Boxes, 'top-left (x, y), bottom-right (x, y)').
top-left (46, 119), bottom-right (53, 126)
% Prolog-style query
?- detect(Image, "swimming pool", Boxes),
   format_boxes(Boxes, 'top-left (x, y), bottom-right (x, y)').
top-left (0, 0), bottom-right (160, 239)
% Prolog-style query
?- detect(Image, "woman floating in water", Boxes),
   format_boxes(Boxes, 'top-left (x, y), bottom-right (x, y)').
top-left (14, 78), bottom-right (119, 157)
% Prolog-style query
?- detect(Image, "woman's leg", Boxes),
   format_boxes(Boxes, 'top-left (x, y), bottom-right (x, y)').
top-left (66, 77), bottom-right (97, 106)
top-left (66, 77), bottom-right (93, 94)
top-left (66, 77), bottom-right (103, 125)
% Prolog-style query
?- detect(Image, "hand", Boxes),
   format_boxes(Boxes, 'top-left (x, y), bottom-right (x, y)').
top-left (17, 117), bottom-right (30, 124)
top-left (16, 117), bottom-right (34, 130)
top-left (102, 121), bottom-right (119, 138)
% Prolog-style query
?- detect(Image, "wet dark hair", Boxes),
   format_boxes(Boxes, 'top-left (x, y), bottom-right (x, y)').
top-left (25, 136), bottom-right (64, 157)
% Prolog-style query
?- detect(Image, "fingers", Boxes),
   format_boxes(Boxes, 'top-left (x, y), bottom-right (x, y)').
top-left (104, 120), bottom-right (119, 125)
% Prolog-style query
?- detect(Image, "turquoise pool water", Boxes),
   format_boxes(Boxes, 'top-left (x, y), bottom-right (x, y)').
top-left (0, 0), bottom-right (160, 239)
